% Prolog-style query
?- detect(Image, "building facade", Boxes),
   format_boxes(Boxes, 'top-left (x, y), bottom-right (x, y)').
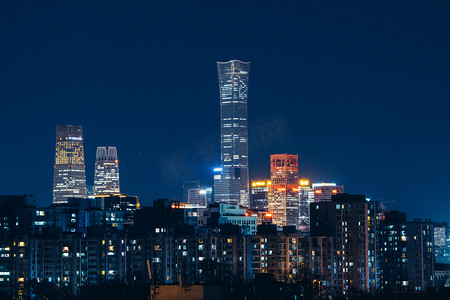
top-left (53, 125), bottom-right (87, 204)
top-left (94, 146), bottom-right (120, 195)
top-left (312, 183), bottom-right (344, 203)
top-left (214, 60), bottom-right (250, 207)
top-left (310, 194), bottom-right (380, 292)
top-left (250, 180), bottom-right (270, 211)
top-left (434, 222), bottom-right (450, 264)
top-left (268, 154), bottom-right (299, 227)
top-left (183, 180), bottom-right (213, 206)
top-left (298, 179), bottom-right (312, 231)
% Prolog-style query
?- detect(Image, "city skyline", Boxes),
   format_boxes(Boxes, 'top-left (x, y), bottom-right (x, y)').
top-left (2, 1), bottom-right (450, 298)
top-left (1, 1), bottom-right (450, 225)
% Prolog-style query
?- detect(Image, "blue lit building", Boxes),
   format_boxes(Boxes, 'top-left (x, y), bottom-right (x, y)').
top-left (214, 61), bottom-right (250, 207)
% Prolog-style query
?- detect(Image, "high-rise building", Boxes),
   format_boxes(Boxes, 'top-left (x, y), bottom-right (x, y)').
top-left (183, 180), bottom-right (213, 206)
top-left (310, 194), bottom-right (380, 292)
top-left (53, 125), bottom-right (87, 204)
top-left (214, 60), bottom-right (250, 207)
top-left (94, 146), bottom-right (120, 195)
top-left (298, 179), bottom-right (313, 230)
top-left (434, 222), bottom-right (450, 264)
top-left (268, 154), bottom-right (299, 227)
top-left (379, 212), bottom-right (436, 291)
top-left (250, 180), bottom-right (271, 211)
top-left (312, 182), bottom-right (344, 202)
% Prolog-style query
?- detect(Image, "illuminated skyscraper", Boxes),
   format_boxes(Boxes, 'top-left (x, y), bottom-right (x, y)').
top-left (250, 180), bottom-right (271, 211)
top-left (298, 179), bottom-right (313, 230)
top-left (268, 154), bottom-right (299, 227)
top-left (52, 125), bottom-right (87, 204)
top-left (214, 60), bottom-right (250, 207)
top-left (94, 146), bottom-right (120, 195)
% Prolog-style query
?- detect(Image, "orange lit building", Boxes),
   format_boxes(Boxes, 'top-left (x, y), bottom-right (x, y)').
top-left (245, 208), bottom-right (273, 225)
top-left (312, 183), bottom-right (344, 202)
top-left (268, 154), bottom-right (299, 227)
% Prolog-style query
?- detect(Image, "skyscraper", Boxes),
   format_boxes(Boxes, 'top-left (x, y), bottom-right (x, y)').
top-left (53, 125), bottom-right (87, 204)
top-left (214, 60), bottom-right (250, 207)
top-left (250, 180), bottom-right (271, 211)
top-left (298, 179), bottom-right (313, 230)
top-left (268, 154), bottom-right (299, 227)
top-left (94, 146), bottom-right (120, 195)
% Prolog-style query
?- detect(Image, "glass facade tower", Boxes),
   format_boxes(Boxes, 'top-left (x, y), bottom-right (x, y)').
top-left (52, 125), bottom-right (87, 204)
top-left (94, 146), bottom-right (120, 195)
top-left (214, 60), bottom-right (250, 207)
top-left (268, 154), bottom-right (299, 227)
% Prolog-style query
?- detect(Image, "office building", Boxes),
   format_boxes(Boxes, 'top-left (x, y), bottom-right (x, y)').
top-left (312, 182), bottom-right (344, 203)
top-left (250, 180), bottom-right (270, 211)
top-left (183, 180), bottom-right (213, 206)
top-left (52, 125), bottom-right (87, 204)
top-left (214, 60), bottom-right (250, 207)
top-left (298, 179), bottom-right (312, 230)
top-left (268, 154), bottom-right (299, 227)
top-left (94, 146), bottom-right (120, 195)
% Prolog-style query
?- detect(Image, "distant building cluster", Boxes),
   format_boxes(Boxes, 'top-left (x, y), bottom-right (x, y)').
top-left (1, 60), bottom-right (449, 298)
top-left (52, 125), bottom-right (120, 204)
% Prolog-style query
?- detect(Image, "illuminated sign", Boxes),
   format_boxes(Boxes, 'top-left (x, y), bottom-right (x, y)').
top-left (314, 189), bottom-right (322, 194)
top-left (68, 137), bottom-right (82, 141)
top-left (213, 167), bottom-right (223, 172)
top-left (299, 179), bottom-right (310, 187)
top-left (332, 189), bottom-right (338, 194)
top-left (252, 181), bottom-right (267, 187)
top-left (312, 183), bottom-right (336, 188)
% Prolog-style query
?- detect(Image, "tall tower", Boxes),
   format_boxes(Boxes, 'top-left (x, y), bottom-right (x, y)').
top-left (214, 60), bottom-right (250, 207)
top-left (268, 154), bottom-right (299, 227)
top-left (94, 146), bottom-right (120, 195)
top-left (53, 125), bottom-right (87, 204)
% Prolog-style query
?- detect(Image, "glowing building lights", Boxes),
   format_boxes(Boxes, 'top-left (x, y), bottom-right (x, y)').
top-left (299, 179), bottom-right (310, 187)
top-left (214, 60), bottom-right (250, 207)
top-left (268, 154), bottom-right (299, 227)
top-left (313, 183), bottom-right (344, 202)
top-left (250, 180), bottom-right (270, 210)
top-left (53, 125), bottom-right (87, 204)
top-left (94, 146), bottom-right (120, 195)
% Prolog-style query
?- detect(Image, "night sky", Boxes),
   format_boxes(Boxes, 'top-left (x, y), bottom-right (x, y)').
top-left (1, 1), bottom-right (450, 223)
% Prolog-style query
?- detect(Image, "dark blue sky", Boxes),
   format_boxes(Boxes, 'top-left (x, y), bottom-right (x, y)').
top-left (1, 1), bottom-right (450, 223)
